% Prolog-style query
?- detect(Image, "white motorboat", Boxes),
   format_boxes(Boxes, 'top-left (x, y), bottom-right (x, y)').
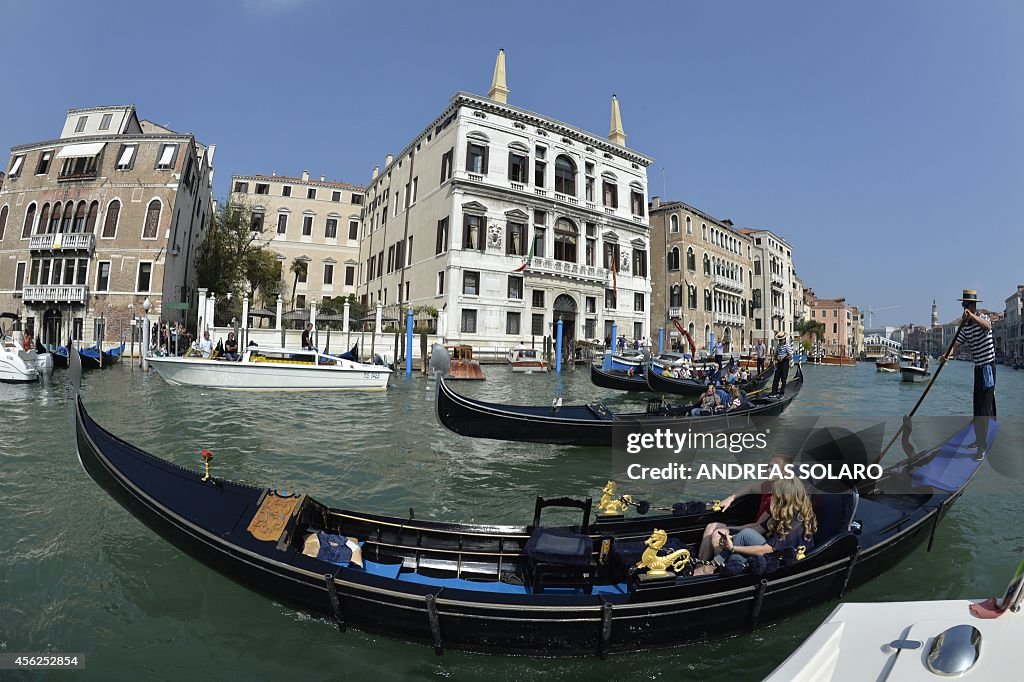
top-left (767, 558), bottom-right (1024, 681)
top-left (505, 345), bottom-right (549, 373)
top-left (146, 347), bottom-right (391, 391)
top-left (0, 336), bottom-right (39, 383)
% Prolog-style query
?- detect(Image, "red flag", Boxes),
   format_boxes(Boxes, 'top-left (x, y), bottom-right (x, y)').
top-left (612, 259), bottom-right (618, 295)
top-left (513, 233), bottom-right (535, 273)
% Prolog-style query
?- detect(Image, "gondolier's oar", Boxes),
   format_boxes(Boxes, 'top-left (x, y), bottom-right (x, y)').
top-left (872, 318), bottom-right (966, 465)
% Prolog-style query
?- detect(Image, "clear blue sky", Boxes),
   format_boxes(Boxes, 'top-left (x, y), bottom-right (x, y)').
top-left (2, 0), bottom-right (1020, 327)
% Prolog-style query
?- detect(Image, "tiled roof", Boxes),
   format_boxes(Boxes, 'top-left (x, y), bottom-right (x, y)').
top-left (240, 174), bottom-right (365, 191)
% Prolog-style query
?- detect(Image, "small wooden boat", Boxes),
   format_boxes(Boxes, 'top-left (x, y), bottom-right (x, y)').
top-left (436, 367), bottom-right (804, 447)
top-left (875, 355), bottom-right (900, 372)
top-left (815, 355), bottom-right (857, 367)
top-left (147, 346), bottom-right (391, 391)
top-left (589, 363), bottom-right (650, 392)
top-left (71, 344), bottom-right (999, 656)
top-left (447, 345), bottom-right (485, 380)
top-left (506, 345), bottom-right (549, 373)
top-left (767, 556), bottom-right (1024, 680)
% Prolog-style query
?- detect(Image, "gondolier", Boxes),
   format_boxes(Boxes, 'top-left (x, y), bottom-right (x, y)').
top-left (943, 289), bottom-right (996, 455)
top-left (771, 331), bottom-right (792, 397)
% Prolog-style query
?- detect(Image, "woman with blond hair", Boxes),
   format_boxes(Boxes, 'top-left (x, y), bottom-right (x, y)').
top-left (695, 478), bottom-right (818, 574)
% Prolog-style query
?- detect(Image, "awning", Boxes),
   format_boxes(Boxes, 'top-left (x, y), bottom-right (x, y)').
top-left (56, 142), bottom-right (106, 159)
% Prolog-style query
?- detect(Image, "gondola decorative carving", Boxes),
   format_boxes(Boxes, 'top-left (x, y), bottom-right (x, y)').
top-left (597, 481), bottom-right (631, 515)
top-left (636, 529), bottom-right (691, 577)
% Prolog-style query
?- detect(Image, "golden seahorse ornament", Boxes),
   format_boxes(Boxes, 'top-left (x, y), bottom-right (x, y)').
top-left (597, 480), bottom-right (631, 515)
top-left (636, 529), bottom-right (690, 577)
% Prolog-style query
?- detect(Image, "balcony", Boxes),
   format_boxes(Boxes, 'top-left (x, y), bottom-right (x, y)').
top-left (29, 232), bottom-right (95, 253)
top-left (526, 257), bottom-right (608, 283)
top-left (669, 307), bottom-right (682, 319)
top-left (22, 284), bottom-right (89, 304)
top-left (534, 188), bottom-right (548, 197)
top-left (555, 192), bottom-right (579, 206)
top-left (467, 173), bottom-right (484, 182)
top-left (713, 274), bottom-right (744, 293)
top-left (510, 182), bottom-right (525, 192)
top-left (770, 272), bottom-right (785, 288)
top-left (714, 312), bottom-right (744, 326)
top-left (771, 306), bottom-right (786, 319)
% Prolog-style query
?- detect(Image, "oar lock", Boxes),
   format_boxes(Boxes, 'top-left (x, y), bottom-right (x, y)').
top-left (201, 449), bottom-right (214, 482)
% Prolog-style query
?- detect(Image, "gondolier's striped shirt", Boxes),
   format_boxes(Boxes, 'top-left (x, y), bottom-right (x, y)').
top-left (954, 314), bottom-right (996, 366)
top-left (776, 342), bottom-right (792, 359)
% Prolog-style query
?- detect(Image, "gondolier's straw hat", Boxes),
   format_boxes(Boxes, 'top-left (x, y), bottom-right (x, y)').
top-left (775, 331), bottom-right (787, 340)
top-left (958, 289), bottom-right (982, 303)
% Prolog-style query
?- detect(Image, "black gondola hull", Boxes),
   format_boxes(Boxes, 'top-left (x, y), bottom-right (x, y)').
top-left (589, 364), bottom-right (652, 392)
top-left (436, 372), bottom-right (803, 447)
top-left (72, 371), bottom-right (989, 656)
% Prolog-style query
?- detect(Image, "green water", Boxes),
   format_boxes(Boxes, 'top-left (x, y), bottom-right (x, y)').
top-left (1, 360), bottom-right (1022, 681)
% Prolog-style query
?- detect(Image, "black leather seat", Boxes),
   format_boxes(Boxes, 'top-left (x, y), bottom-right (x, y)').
top-left (524, 496), bottom-right (595, 593)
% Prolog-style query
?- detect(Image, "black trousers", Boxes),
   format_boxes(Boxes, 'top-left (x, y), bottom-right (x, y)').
top-left (756, 357), bottom-right (765, 374)
top-left (972, 363), bottom-right (997, 446)
top-left (772, 358), bottom-right (790, 394)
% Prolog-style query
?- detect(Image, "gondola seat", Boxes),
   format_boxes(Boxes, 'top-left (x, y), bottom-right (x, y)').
top-left (811, 487), bottom-right (860, 547)
top-left (526, 496), bottom-right (596, 593)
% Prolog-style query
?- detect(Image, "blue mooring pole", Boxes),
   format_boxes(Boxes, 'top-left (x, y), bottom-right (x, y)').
top-left (405, 309), bottom-right (413, 377)
top-left (556, 318), bottom-right (564, 374)
top-left (658, 326), bottom-right (664, 355)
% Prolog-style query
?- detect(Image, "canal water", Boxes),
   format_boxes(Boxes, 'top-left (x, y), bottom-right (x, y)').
top-left (1, 360), bottom-right (1021, 680)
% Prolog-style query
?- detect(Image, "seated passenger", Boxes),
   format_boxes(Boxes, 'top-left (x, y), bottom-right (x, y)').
top-left (695, 478), bottom-right (816, 575)
top-left (698, 454), bottom-right (794, 561)
top-left (725, 366), bottom-right (741, 384)
top-left (223, 332), bottom-right (240, 361)
top-left (726, 385), bottom-right (743, 410)
top-left (198, 331), bottom-right (214, 359)
top-left (690, 384), bottom-right (721, 416)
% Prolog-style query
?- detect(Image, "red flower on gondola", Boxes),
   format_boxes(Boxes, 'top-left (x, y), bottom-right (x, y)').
top-left (201, 449), bottom-right (214, 461)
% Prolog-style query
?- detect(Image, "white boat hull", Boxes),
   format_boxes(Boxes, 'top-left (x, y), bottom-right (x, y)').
top-left (767, 599), bottom-right (1021, 681)
top-left (0, 357), bottom-right (39, 383)
top-left (147, 356), bottom-right (390, 391)
top-left (901, 366), bottom-right (930, 382)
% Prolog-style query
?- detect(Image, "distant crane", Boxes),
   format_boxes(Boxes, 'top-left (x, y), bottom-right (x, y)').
top-left (866, 304), bottom-right (901, 328)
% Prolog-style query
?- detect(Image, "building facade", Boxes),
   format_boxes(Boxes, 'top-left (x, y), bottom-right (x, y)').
top-left (740, 229), bottom-right (797, 345)
top-left (230, 172), bottom-right (365, 310)
top-left (808, 296), bottom-right (858, 357)
top-left (355, 51), bottom-right (653, 348)
top-left (649, 198), bottom-right (752, 353)
top-left (0, 105), bottom-right (214, 346)
top-left (1003, 286), bottom-right (1023, 360)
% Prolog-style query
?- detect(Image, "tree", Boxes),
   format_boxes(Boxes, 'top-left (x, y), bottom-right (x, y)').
top-left (243, 249), bottom-right (284, 306)
top-left (289, 257), bottom-right (308, 310)
top-left (319, 294), bottom-right (367, 330)
top-left (195, 198), bottom-right (275, 324)
top-left (795, 318), bottom-right (825, 342)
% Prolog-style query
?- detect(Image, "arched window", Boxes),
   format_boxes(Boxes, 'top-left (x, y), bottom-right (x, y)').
top-left (102, 200), bottom-right (120, 239)
top-left (704, 324), bottom-right (712, 348)
top-left (21, 203), bottom-right (36, 239)
top-left (85, 201), bottom-right (99, 234)
top-left (49, 202), bottom-right (61, 233)
top-left (667, 246), bottom-right (680, 271)
top-left (701, 223), bottom-right (707, 240)
top-left (688, 285), bottom-right (697, 309)
top-left (670, 214), bottom-right (679, 233)
top-left (0, 205), bottom-right (7, 241)
top-left (36, 203), bottom-right (50, 235)
top-left (73, 201), bottom-right (88, 233)
top-left (685, 216), bottom-right (692, 234)
top-left (553, 218), bottom-right (578, 262)
top-left (833, 322), bottom-right (838, 334)
top-left (142, 199), bottom-right (161, 239)
top-left (686, 247), bottom-right (695, 271)
top-left (704, 289), bottom-right (712, 311)
top-left (60, 203), bottom-right (74, 233)
top-left (703, 253), bottom-right (710, 275)
top-left (554, 155), bottom-right (576, 196)
top-left (670, 284), bottom-right (682, 307)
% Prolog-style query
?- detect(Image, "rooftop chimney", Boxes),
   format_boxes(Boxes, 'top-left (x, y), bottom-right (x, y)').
top-left (385, 153), bottom-right (393, 167)
top-left (651, 196), bottom-right (660, 209)
top-left (302, 170), bottom-right (309, 182)
top-left (320, 175), bottom-right (325, 182)
top-left (372, 165), bottom-right (379, 180)
top-left (488, 48), bottom-right (509, 104)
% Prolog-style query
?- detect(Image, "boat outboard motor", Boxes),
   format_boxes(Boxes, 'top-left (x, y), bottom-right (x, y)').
top-left (429, 344), bottom-right (451, 378)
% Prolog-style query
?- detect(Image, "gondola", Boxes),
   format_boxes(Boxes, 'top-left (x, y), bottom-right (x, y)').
top-left (436, 366), bottom-right (805, 447)
top-left (79, 342), bottom-right (125, 369)
top-left (589, 363), bottom-right (651, 392)
top-left (71, 345), bottom-right (999, 656)
top-left (645, 363), bottom-right (774, 397)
